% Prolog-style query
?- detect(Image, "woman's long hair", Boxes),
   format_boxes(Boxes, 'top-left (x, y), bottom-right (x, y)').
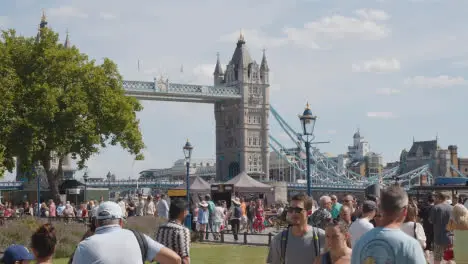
top-left (452, 204), bottom-right (468, 226)
top-left (404, 201), bottom-right (418, 223)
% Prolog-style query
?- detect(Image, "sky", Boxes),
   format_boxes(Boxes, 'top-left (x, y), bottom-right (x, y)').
top-left (1, 0), bottom-right (468, 181)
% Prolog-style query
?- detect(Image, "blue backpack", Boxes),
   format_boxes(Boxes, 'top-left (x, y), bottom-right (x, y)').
top-left (234, 206), bottom-right (242, 218)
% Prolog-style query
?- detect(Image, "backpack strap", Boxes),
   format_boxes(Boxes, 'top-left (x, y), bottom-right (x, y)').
top-left (312, 227), bottom-right (320, 257)
top-left (280, 228), bottom-right (289, 264)
top-left (321, 251), bottom-right (332, 264)
top-left (413, 222), bottom-right (417, 239)
top-left (131, 229), bottom-right (148, 263)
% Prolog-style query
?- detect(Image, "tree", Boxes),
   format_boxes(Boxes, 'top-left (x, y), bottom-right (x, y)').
top-left (0, 27), bottom-right (145, 201)
top-left (0, 30), bottom-right (20, 176)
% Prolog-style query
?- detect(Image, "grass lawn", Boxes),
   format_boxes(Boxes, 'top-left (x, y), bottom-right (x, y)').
top-left (52, 243), bottom-right (268, 264)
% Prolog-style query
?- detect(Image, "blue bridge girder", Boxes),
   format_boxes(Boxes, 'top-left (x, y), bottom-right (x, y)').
top-left (123, 80), bottom-right (241, 103)
top-left (0, 181), bottom-right (23, 191)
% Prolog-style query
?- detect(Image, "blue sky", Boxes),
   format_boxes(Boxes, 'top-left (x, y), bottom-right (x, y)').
top-left (1, 0), bottom-right (468, 180)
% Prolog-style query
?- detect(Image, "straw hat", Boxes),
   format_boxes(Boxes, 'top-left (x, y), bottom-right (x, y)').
top-left (231, 197), bottom-right (241, 205)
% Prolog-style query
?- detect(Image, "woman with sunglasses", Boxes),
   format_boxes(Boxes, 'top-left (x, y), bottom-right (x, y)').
top-left (313, 221), bottom-right (351, 264)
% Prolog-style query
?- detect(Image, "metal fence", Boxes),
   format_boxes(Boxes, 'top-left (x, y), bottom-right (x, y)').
top-left (196, 230), bottom-right (275, 246)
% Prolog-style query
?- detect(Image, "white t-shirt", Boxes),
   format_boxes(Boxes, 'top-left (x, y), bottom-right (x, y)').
top-left (72, 225), bottom-right (164, 264)
top-left (400, 221), bottom-right (426, 248)
top-left (349, 218), bottom-right (374, 247)
top-left (214, 206), bottom-right (225, 223)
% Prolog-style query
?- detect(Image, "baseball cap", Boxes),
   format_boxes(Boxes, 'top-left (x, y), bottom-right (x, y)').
top-left (1, 245), bottom-right (35, 264)
top-left (362, 200), bottom-right (377, 213)
top-left (96, 201), bottom-right (123, 220)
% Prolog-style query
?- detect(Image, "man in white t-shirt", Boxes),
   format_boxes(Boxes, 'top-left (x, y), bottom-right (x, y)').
top-left (349, 200), bottom-right (376, 247)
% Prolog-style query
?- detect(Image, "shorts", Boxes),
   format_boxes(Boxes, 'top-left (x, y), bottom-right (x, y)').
top-left (241, 215), bottom-right (247, 223)
top-left (198, 223), bottom-right (207, 232)
top-left (433, 243), bottom-right (447, 261)
top-left (212, 222), bottom-right (222, 233)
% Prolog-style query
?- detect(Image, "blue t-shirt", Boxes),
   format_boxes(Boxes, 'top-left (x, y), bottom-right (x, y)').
top-left (351, 227), bottom-right (426, 264)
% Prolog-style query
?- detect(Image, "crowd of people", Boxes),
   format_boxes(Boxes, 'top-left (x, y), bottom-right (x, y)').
top-left (1, 185), bottom-right (468, 263)
top-left (191, 195), bottom-right (275, 241)
top-left (0, 193), bottom-right (171, 221)
top-left (267, 186), bottom-right (468, 264)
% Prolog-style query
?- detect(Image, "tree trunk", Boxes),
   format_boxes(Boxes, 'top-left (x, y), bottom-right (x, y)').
top-left (42, 156), bottom-right (62, 203)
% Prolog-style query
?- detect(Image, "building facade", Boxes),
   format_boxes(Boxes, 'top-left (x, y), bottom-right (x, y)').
top-left (399, 139), bottom-right (451, 177)
top-left (139, 158), bottom-right (217, 182)
top-left (214, 34), bottom-right (270, 181)
top-left (347, 130), bottom-right (370, 161)
top-left (345, 130), bottom-right (382, 177)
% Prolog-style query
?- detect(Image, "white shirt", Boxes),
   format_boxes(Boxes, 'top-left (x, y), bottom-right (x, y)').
top-left (349, 218), bottom-right (374, 247)
top-left (157, 199), bottom-right (169, 218)
top-left (118, 201), bottom-right (126, 216)
top-left (401, 221), bottom-right (426, 248)
top-left (72, 225), bottom-right (164, 264)
top-left (145, 201), bottom-right (156, 216)
top-left (214, 206), bottom-right (225, 223)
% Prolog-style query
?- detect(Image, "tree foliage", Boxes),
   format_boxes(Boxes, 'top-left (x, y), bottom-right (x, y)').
top-left (0, 28), bottom-right (145, 200)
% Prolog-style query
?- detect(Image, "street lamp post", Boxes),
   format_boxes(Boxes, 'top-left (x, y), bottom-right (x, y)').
top-left (35, 166), bottom-right (41, 217)
top-left (83, 172), bottom-right (89, 202)
top-left (183, 139), bottom-right (193, 229)
top-left (299, 103), bottom-right (317, 197)
top-left (106, 171), bottom-right (111, 200)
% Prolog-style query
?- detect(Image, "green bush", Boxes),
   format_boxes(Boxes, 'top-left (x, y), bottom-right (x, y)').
top-left (0, 217), bottom-right (166, 259)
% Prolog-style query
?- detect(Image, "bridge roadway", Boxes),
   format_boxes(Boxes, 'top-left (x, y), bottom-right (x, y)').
top-left (0, 179), bottom-right (366, 192)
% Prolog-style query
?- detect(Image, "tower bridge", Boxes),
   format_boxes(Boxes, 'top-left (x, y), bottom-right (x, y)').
top-left (1, 16), bottom-right (438, 193)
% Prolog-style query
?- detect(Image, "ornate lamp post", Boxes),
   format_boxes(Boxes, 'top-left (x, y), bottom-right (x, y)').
top-left (299, 103), bottom-right (317, 196)
top-left (83, 172), bottom-right (89, 202)
top-left (106, 171), bottom-right (111, 200)
top-left (183, 139), bottom-right (193, 229)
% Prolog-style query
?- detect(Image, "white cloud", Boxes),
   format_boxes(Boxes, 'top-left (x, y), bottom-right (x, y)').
top-left (327, 129), bottom-right (337, 135)
top-left (452, 60), bottom-right (468, 68)
top-left (0, 16), bottom-right (8, 28)
top-left (219, 29), bottom-right (287, 49)
top-left (376, 88), bottom-right (401, 95)
top-left (48, 6), bottom-right (88, 19)
top-left (404, 75), bottom-right (467, 88)
top-left (352, 58), bottom-right (400, 73)
top-left (99, 12), bottom-right (118, 20)
top-left (284, 9), bottom-right (390, 48)
top-left (367, 112), bottom-right (397, 119)
top-left (220, 9), bottom-right (391, 50)
top-left (355, 9), bottom-right (390, 21)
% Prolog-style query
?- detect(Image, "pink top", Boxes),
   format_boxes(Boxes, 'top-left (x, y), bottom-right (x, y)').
top-left (49, 203), bottom-right (56, 217)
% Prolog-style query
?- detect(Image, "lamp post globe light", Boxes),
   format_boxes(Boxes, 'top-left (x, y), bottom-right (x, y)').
top-left (106, 171), bottom-right (111, 200)
top-left (183, 139), bottom-right (194, 229)
top-left (83, 172), bottom-right (89, 202)
top-left (299, 103), bottom-right (317, 197)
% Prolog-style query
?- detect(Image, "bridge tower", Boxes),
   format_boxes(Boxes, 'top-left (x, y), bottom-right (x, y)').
top-left (214, 33), bottom-right (270, 181)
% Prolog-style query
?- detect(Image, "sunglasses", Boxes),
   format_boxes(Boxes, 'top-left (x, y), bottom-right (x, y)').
top-left (287, 207), bottom-right (305, 214)
top-left (343, 200), bottom-right (352, 203)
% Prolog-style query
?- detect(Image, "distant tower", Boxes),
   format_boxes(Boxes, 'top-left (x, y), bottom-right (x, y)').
top-left (260, 49), bottom-right (269, 84)
top-left (213, 52), bottom-right (224, 86)
top-left (64, 29), bottom-right (71, 48)
top-left (353, 129), bottom-right (361, 147)
top-left (35, 10), bottom-right (48, 42)
top-left (448, 145), bottom-right (459, 177)
top-left (40, 10), bottom-right (48, 28)
top-left (215, 32), bottom-right (270, 181)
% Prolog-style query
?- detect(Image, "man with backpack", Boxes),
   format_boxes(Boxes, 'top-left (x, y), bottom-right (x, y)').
top-left (230, 197), bottom-right (243, 241)
top-left (266, 193), bottom-right (325, 264)
top-left (72, 201), bottom-right (181, 264)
